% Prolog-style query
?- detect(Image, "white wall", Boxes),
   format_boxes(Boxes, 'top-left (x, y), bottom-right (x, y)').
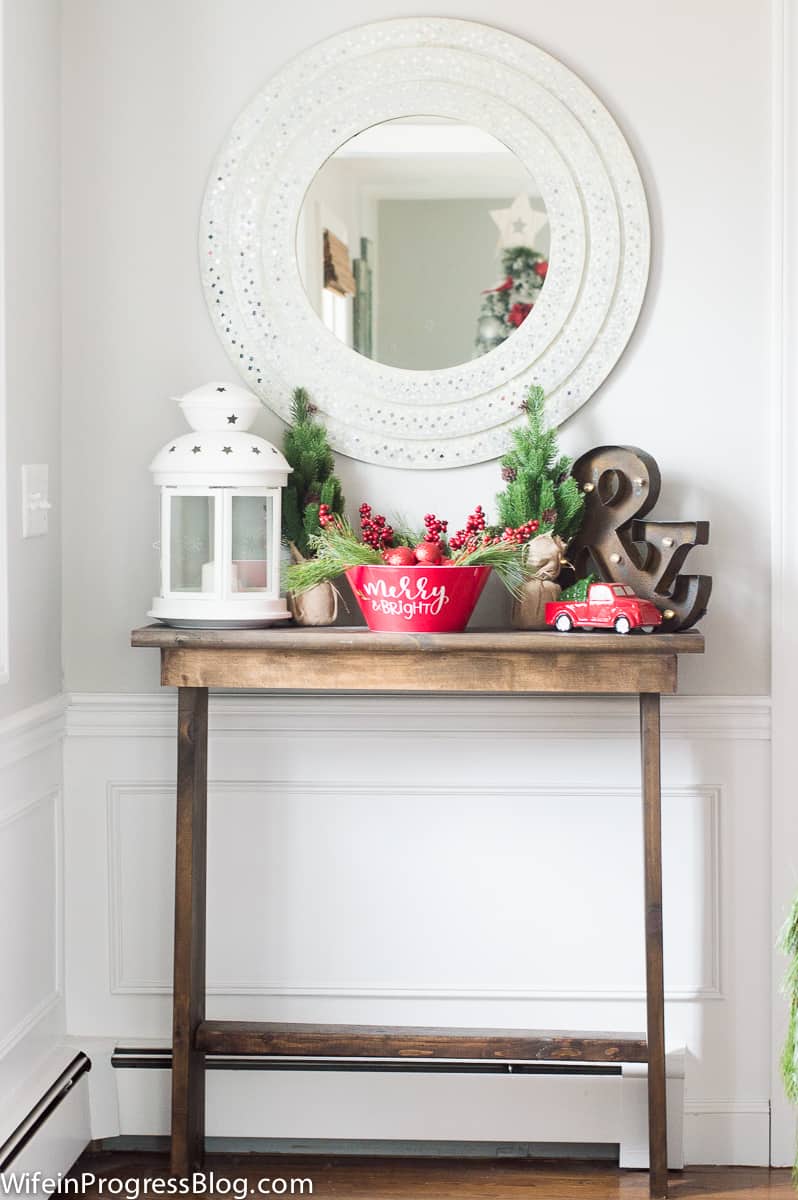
top-left (61, 0), bottom-right (772, 698)
top-left (0, 0), bottom-right (62, 719)
top-left (58, 0), bottom-right (779, 1167)
top-left (0, 0), bottom-right (69, 1158)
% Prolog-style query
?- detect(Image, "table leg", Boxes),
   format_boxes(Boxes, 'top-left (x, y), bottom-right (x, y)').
top-left (171, 686), bottom-right (208, 1176)
top-left (641, 692), bottom-right (667, 1198)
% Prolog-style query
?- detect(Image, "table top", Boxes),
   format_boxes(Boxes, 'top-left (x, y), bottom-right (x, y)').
top-left (131, 625), bottom-right (703, 694)
top-left (131, 624), bottom-right (704, 656)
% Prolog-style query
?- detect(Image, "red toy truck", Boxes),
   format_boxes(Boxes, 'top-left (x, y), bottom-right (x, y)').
top-left (545, 582), bottom-right (663, 634)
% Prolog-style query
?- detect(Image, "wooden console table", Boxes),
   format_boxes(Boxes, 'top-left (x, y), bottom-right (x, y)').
top-left (131, 625), bottom-right (705, 1199)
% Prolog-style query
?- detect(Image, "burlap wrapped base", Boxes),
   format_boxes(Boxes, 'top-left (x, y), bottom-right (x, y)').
top-left (510, 578), bottom-right (561, 630)
top-left (288, 581), bottom-right (339, 626)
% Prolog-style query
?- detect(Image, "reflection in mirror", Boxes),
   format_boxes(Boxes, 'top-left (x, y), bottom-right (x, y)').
top-left (296, 117), bottom-right (549, 371)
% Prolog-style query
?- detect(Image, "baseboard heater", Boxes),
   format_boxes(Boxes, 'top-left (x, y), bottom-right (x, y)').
top-left (0, 1053), bottom-right (91, 1177)
top-left (112, 1046), bottom-right (620, 1075)
top-left (111, 1043), bottom-right (684, 1168)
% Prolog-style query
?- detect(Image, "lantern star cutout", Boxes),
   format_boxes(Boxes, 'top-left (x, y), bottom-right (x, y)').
top-left (227, 414), bottom-right (238, 424)
top-left (490, 193), bottom-right (549, 252)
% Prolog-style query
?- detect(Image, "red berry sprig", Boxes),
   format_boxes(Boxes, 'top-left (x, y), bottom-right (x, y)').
top-left (448, 505), bottom-right (487, 552)
top-left (423, 513), bottom-right (448, 543)
top-left (501, 518), bottom-right (540, 545)
top-left (359, 502), bottom-right (394, 549)
top-left (318, 503), bottom-right (336, 528)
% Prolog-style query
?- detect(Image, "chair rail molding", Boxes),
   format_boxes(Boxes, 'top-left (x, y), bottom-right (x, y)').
top-left (0, 694), bottom-right (66, 769)
top-left (65, 692), bottom-right (771, 742)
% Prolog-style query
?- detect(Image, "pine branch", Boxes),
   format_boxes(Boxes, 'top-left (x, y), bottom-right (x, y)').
top-left (285, 521), bottom-right (382, 593)
top-left (454, 541), bottom-right (528, 599)
top-left (291, 386), bottom-right (313, 425)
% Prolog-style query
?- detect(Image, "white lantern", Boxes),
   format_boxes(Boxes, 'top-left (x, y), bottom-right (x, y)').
top-left (149, 382), bottom-right (292, 628)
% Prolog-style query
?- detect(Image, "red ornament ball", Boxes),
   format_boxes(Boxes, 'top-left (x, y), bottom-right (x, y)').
top-left (383, 545), bottom-right (416, 567)
top-left (414, 540), bottom-right (442, 565)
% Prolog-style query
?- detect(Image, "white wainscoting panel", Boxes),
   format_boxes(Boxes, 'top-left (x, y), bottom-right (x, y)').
top-left (0, 787), bottom-right (60, 1055)
top-left (64, 692), bottom-right (772, 1165)
top-left (0, 697), bottom-right (75, 1161)
top-left (106, 780), bottom-right (720, 1002)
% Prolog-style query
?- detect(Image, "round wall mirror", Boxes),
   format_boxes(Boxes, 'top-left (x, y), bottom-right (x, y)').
top-left (201, 18), bottom-right (650, 468)
top-left (296, 117), bottom-right (549, 371)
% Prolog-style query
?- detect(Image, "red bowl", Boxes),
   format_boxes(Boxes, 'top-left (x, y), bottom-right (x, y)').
top-left (345, 564), bottom-right (491, 633)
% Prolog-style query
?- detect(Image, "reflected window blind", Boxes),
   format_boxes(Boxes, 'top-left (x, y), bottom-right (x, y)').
top-left (323, 229), bottom-right (356, 296)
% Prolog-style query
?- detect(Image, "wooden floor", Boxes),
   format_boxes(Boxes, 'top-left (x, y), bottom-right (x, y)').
top-left (71, 1151), bottom-right (795, 1198)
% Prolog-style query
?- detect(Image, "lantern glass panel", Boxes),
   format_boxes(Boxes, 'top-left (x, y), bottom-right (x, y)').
top-left (169, 494), bottom-right (217, 593)
top-left (231, 493), bottom-right (273, 593)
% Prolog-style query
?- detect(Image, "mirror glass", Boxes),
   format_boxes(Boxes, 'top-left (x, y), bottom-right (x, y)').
top-left (296, 117), bottom-right (549, 371)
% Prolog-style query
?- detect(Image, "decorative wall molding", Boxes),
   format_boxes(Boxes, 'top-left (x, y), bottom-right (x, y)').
top-left (683, 1099), bottom-right (771, 1168)
top-left (0, 991), bottom-right (61, 1063)
top-left (68, 691), bottom-right (771, 742)
top-left (107, 779), bottom-right (721, 1003)
top-left (0, 695), bottom-right (65, 770)
top-left (0, 784), bottom-right (57, 831)
top-left (684, 1099), bottom-right (771, 1116)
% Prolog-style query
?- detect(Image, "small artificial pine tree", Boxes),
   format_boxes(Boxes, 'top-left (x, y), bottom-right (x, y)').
top-left (281, 387), bottom-right (345, 559)
top-left (496, 384), bottom-right (584, 542)
top-left (475, 246), bottom-right (548, 356)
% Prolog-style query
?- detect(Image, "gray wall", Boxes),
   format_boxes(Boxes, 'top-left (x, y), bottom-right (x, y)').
top-left (0, 0), bottom-right (62, 718)
top-left (60, 0), bottom-right (772, 696)
top-left (376, 197), bottom-right (512, 371)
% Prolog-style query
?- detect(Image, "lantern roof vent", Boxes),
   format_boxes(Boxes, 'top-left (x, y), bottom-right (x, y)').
top-left (150, 383), bottom-right (290, 486)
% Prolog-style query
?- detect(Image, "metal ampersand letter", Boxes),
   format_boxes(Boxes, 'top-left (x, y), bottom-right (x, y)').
top-left (567, 446), bottom-right (711, 631)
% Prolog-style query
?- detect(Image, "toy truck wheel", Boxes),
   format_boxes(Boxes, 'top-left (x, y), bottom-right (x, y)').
top-left (614, 615), bottom-right (631, 634)
top-left (641, 625), bottom-right (656, 634)
top-left (554, 613), bottom-right (573, 632)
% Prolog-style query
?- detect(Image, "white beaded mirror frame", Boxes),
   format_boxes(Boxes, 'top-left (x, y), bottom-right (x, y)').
top-left (201, 19), bottom-right (650, 470)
